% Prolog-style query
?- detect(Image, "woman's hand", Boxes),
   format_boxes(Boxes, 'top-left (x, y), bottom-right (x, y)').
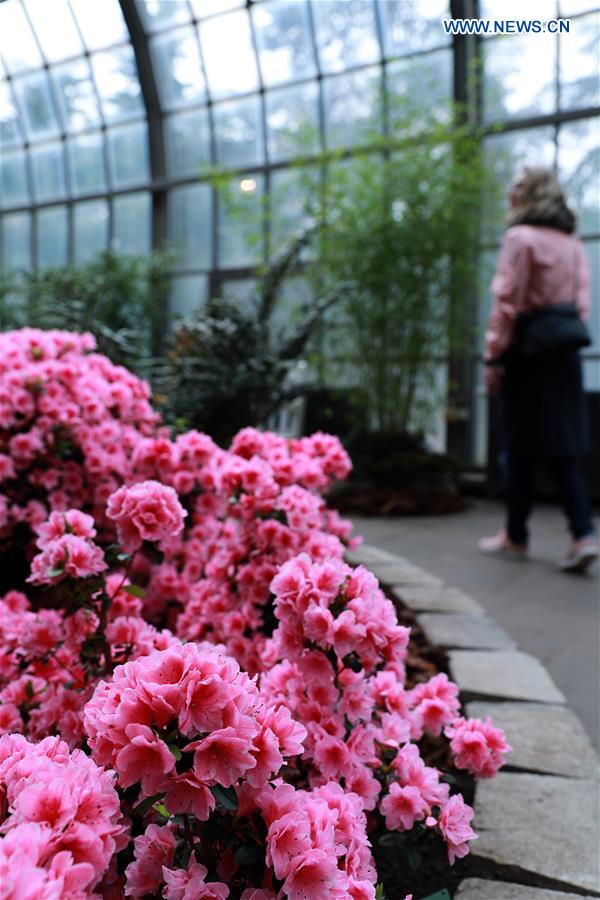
top-left (485, 365), bottom-right (503, 396)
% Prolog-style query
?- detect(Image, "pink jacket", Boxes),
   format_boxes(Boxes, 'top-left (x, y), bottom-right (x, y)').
top-left (484, 224), bottom-right (591, 363)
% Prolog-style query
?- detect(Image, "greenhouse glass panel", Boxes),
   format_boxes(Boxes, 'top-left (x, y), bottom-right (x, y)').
top-left (579, 240), bottom-right (599, 350)
top-left (2, 212), bottom-right (31, 270)
top-left (68, 0), bottom-right (128, 51)
top-left (218, 174), bottom-right (264, 268)
top-left (557, 118), bottom-right (600, 236)
top-left (219, 278), bottom-right (257, 309)
top-left (168, 183), bottom-right (213, 271)
top-left (379, 0), bottom-right (451, 56)
top-left (311, 0), bottom-right (381, 74)
top-left (559, 12), bottom-right (600, 111)
top-left (36, 205), bottom-right (68, 268)
top-left (73, 199), bottom-right (109, 264)
top-left (213, 95), bottom-right (265, 169)
top-left (150, 28), bottom-right (206, 111)
top-left (165, 108), bottom-right (212, 177)
top-left (68, 133), bottom-right (106, 195)
top-left (107, 122), bottom-right (150, 188)
top-left (583, 358), bottom-right (600, 391)
top-left (30, 141), bottom-right (67, 202)
top-left (323, 67), bottom-right (383, 150)
top-left (479, 0), bottom-right (556, 15)
top-left (560, 0), bottom-right (599, 11)
top-left (0, 1), bottom-right (42, 75)
top-left (137, 0), bottom-right (191, 33)
top-left (265, 81), bottom-right (320, 161)
top-left (0, 81), bottom-right (24, 147)
top-left (481, 128), bottom-right (556, 242)
top-left (51, 59), bottom-right (101, 133)
top-left (113, 193), bottom-right (152, 255)
top-left (387, 50), bottom-right (452, 131)
top-left (483, 33), bottom-right (557, 122)
top-left (191, 0), bottom-right (245, 17)
top-left (1, 150), bottom-right (29, 208)
top-left (170, 274), bottom-right (209, 322)
top-left (13, 71), bottom-right (60, 139)
top-left (198, 10), bottom-right (259, 99)
top-left (251, 1), bottom-right (316, 87)
top-left (92, 46), bottom-right (144, 123)
top-left (270, 167), bottom-right (318, 252)
top-left (24, 0), bottom-right (83, 64)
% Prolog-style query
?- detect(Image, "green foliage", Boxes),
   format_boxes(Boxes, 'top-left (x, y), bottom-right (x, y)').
top-left (301, 109), bottom-right (498, 434)
top-left (155, 233), bottom-right (339, 446)
top-left (0, 249), bottom-right (174, 372)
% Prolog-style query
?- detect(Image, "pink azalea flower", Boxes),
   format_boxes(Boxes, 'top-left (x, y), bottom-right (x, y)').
top-left (438, 794), bottom-right (477, 864)
top-left (380, 782), bottom-right (427, 831)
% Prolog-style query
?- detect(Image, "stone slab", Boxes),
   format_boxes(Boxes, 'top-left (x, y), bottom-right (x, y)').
top-left (419, 613), bottom-right (516, 650)
top-left (344, 544), bottom-right (399, 567)
top-left (472, 772), bottom-right (600, 893)
top-left (448, 650), bottom-right (566, 704)
top-left (366, 562), bottom-right (444, 587)
top-left (456, 879), bottom-right (599, 899)
top-left (466, 701), bottom-right (599, 779)
top-left (392, 584), bottom-right (484, 615)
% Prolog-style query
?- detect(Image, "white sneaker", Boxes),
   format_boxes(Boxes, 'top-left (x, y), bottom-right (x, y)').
top-left (559, 537), bottom-right (599, 574)
top-left (478, 528), bottom-right (528, 560)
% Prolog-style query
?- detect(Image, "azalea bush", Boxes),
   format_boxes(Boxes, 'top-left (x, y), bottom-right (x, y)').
top-left (0, 328), bottom-right (511, 898)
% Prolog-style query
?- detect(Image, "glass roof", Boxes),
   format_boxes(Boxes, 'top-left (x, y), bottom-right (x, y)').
top-left (0, 0), bottom-right (598, 288)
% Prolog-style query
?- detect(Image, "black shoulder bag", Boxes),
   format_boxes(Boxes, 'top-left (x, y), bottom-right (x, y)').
top-left (513, 241), bottom-right (591, 359)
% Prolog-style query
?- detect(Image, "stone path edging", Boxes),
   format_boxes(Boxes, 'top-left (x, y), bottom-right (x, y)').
top-left (345, 544), bottom-right (600, 900)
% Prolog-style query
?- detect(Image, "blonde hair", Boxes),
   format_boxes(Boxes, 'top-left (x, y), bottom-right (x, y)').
top-left (508, 166), bottom-right (576, 234)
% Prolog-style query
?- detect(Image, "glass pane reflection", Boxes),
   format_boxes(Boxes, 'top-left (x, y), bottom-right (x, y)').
top-left (73, 199), bottom-right (109, 264)
top-left (151, 28), bottom-right (206, 111)
top-left (312, 0), bottom-right (380, 74)
top-left (199, 11), bottom-right (259, 99)
top-left (31, 141), bottom-right (67, 202)
top-left (92, 46), bottom-right (144, 123)
top-left (252, 1), bottom-right (316, 87)
top-left (213, 95), bottom-right (264, 169)
top-left (323, 67), bottom-right (382, 149)
top-left (37, 205), bottom-right (69, 268)
top-left (558, 118), bottom-right (600, 235)
top-left (265, 81), bottom-right (320, 161)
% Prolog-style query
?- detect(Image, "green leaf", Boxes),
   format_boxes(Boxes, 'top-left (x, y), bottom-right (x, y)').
top-left (47, 566), bottom-right (64, 578)
top-left (168, 743), bottom-right (182, 762)
top-left (375, 884), bottom-right (386, 900)
top-left (124, 583), bottom-right (146, 599)
top-left (154, 802), bottom-right (171, 819)
top-left (234, 844), bottom-right (262, 866)
top-left (210, 784), bottom-right (239, 812)
top-left (133, 792), bottom-right (165, 816)
top-left (421, 891), bottom-right (451, 900)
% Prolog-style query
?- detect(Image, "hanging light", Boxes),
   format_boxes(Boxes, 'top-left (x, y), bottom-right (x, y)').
top-left (239, 177), bottom-right (257, 193)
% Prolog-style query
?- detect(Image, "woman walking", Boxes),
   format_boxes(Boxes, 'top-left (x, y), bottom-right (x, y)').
top-left (479, 166), bottom-right (598, 573)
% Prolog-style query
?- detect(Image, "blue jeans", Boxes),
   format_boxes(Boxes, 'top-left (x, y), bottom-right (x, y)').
top-left (506, 454), bottom-right (595, 545)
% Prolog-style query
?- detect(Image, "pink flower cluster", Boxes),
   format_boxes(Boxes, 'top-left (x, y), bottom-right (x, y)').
top-left (84, 643), bottom-right (306, 809)
top-left (260, 553), bottom-right (482, 866)
top-left (0, 329), bottom-right (512, 897)
top-left (28, 509), bottom-right (107, 585)
top-left (445, 715), bottom-right (512, 778)
top-left (262, 782), bottom-right (376, 900)
top-left (0, 328), bottom-right (159, 548)
top-left (0, 586), bottom-right (174, 746)
top-left (106, 480), bottom-right (187, 553)
top-left (0, 733), bottom-right (127, 897)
